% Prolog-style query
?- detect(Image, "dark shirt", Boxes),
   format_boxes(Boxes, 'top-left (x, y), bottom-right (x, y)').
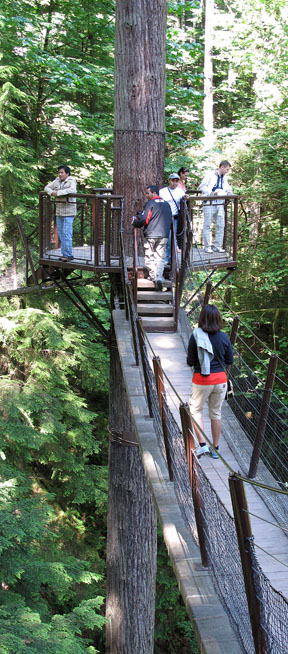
top-left (133, 196), bottom-right (172, 238)
top-left (187, 330), bottom-right (234, 373)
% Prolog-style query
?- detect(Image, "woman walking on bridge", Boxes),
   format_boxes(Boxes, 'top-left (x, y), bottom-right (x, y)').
top-left (187, 304), bottom-right (233, 459)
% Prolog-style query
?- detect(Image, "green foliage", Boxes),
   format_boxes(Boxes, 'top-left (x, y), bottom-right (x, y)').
top-left (155, 530), bottom-right (200, 654)
top-left (0, 286), bottom-right (110, 651)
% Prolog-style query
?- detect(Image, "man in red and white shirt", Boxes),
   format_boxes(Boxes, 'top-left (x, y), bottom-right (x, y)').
top-left (132, 185), bottom-right (172, 291)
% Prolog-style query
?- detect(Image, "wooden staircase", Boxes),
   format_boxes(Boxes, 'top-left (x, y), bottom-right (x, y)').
top-left (136, 277), bottom-right (176, 332)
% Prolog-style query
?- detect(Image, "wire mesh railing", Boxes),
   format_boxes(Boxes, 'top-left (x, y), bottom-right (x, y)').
top-left (39, 191), bottom-right (123, 267)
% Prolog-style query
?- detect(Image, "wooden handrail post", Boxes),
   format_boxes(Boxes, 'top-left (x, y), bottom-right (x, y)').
top-left (12, 239), bottom-right (17, 290)
top-left (203, 281), bottom-right (213, 305)
top-left (179, 403), bottom-right (195, 487)
top-left (126, 283), bottom-right (139, 366)
top-left (191, 454), bottom-right (208, 567)
top-left (229, 474), bottom-right (269, 653)
top-left (136, 317), bottom-right (153, 418)
top-left (248, 354), bottom-right (278, 479)
top-left (230, 315), bottom-right (239, 346)
top-left (233, 197), bottom-right (238, 262)
top-left (153, 356), bottom-right (173, 481)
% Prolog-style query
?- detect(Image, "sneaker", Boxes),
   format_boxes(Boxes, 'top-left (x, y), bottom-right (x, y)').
top-left (195, 443), bottom-right (210, 458)
top-left (210, 446), bottom-right (219, 459)
top-left (60, 255), bottom-right (74, 261)
top-left (212, 246), bottom-right (225, 253)
top-left (204, 247), bottom-right (213, 253)
top-left (154, 279), bottom-right (163, 292)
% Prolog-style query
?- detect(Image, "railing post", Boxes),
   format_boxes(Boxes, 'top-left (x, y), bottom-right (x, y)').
top-left (119, 232), bottom-right (129, 321)
top-left (12, 239), bottom-right (17, 290)
top-left (248, 354), bottom-right (278, 479)
top-left (203, 281), bottom-right (213, 305)
top-left (233, 197), bottom-right (238, 263)
top-left (230, 315), bottom-right (239, 346)
top-left (191, 453), bottom-right (208, 567)
top-left (229, 474), bottom-right (269, 653)
top-left (179, 404), bottom-right (208, 566)
top-left (153, 356), bottom-right (173, 481)
top-left (136, 317), bottom-right (153, 418)
top-left (126, 283), bottom-right (139, 367)
top-left (179, 403), bottom-right (195, 487)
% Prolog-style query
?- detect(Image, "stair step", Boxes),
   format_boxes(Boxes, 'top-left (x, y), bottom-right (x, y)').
top-left (137, 278), bottom-right (172, 289)
top-left (137, 291), bottom-right (173, 302)
top-left (141, 316), bottom-right (175, 331)
top-left (137, 303), bottom-right (173, 316)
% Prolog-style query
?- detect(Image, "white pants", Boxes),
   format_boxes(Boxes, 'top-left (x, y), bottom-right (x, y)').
top-left (144, 237), bottom-right (168, 281)
top-left (202, 204), bottom-right (225, 249)
top-left (189, 382), bottom-right (227, 421)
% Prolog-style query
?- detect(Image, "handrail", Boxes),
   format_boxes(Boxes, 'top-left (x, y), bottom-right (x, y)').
top-left (39, 191), bottom-right (123, 200)
top-left (133, 225), bottom-right (138, 305)
top-left (171, 217), bottom-right (180, 329)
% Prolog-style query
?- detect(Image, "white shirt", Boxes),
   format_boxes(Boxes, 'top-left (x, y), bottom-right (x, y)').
top-left (159, 186), bottom-right (185, 216)
top-left (199, 170), bottom-right (232, 196)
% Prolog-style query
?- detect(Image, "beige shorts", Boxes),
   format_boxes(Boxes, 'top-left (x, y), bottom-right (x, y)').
top-left (189, 382), bottom-right (227, 421)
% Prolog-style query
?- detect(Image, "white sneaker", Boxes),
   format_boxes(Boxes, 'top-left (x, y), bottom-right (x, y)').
top-left (204, 247), bottom-right (213, 253)
top-left (213, 246), bottom-right (225, 253)
top-left (195, 444), bottom-right (210, 458)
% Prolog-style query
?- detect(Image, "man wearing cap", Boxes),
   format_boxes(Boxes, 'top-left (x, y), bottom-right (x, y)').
top-left (159, 174), bottom-right (185, 263)
top-left (132, 185), bottom-right (172, 292)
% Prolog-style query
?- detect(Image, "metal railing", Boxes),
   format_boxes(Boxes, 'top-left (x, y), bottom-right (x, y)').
top-left (182, 193), bottom-right (238, 268)
top-left (39, 191), bottom-right (124, 268)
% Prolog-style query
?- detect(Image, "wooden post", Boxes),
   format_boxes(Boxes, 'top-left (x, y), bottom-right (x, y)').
top-left (203, 281), bottom-right (213, 305)
top-left (136, 318), bottom-right (153, 418)
top-left (153, 356), bottom-right (173, 481)
top-left (191, 453), bottom-right (208, 567)
top-left (179, 403), bottom-right (195, 487)
top-left (248, 354), bottom-right (278, 479)
top-left (12, 239), bottom-right (17, 289)
top-left (233, 197), bottom-right (238, 263)
top-left (230, 315), bottom-right (239, 346)
top-left (229, 474), bottom-right (269, 653)
top-left (126, 283), bottom-right (139, 367)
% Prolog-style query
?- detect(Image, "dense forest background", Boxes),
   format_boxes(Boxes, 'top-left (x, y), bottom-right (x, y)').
top-left (0, 0), bottom-right (287, 652)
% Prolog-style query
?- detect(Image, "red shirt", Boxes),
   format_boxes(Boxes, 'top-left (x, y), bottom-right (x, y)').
top-left (192, 371), bottom-right (227, 385)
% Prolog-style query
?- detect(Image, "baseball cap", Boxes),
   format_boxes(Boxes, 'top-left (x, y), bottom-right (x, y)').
top-left (168, 173), bottom-right (180, 180)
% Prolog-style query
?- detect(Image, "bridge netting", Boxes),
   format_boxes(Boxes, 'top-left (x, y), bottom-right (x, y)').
top-left (121, 231), bottom-right (288, 654)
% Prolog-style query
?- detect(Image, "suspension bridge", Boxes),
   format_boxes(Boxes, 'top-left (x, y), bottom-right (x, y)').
top-left (3, 190), bottom-right (288, 653)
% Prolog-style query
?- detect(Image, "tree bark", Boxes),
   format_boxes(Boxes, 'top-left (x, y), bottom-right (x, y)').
top-left (113, 0), bottom-right (167, 232)
top-left (106, 334), bottom-right (157, 653)
top-left (203, 0), bottom-right (214, 149)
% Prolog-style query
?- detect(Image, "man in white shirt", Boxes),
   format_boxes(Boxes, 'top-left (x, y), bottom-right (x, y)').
top-left (159, 174), bottom-right (185, 263)
top-left (44, 165), bottom-right (77, 261)
top-left (199, 160), bottom-right (232, 253)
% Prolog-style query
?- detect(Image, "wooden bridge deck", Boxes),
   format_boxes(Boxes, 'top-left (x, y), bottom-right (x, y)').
top-left (147, 330), bottom-right (288, 598)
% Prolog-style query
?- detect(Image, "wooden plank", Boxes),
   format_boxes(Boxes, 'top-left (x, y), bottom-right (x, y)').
top-left (137, 303), bottom-right (173, 315)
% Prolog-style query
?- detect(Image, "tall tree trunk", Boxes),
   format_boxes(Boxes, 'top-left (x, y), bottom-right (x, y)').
top-left (107, 3), bottom-right (167, 649)
top-left (113, 0), bottom-right (167, 234)
top-left (106, 332), bottom-right (157, 653)
top-left (203, 0), bottom-right (214, 149)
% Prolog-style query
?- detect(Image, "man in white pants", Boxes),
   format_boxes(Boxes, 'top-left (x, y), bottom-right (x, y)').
top-left (199, 160), bottom-right (232, 253)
